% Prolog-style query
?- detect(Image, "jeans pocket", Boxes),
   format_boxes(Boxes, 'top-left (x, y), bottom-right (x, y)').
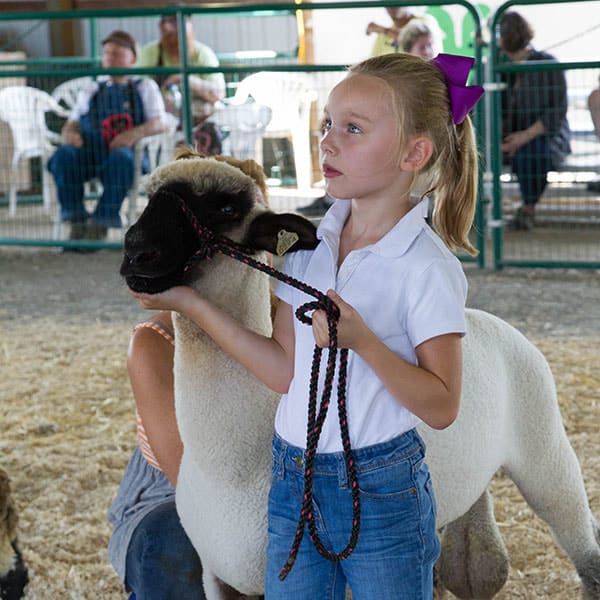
top-left (357, 456), bottom-right (417, 501)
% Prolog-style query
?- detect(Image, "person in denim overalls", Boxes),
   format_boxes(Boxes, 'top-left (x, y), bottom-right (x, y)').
top-left (130, 52), bottom-right (483, 599)
top-left (48, 31), bottom-right (166, 241)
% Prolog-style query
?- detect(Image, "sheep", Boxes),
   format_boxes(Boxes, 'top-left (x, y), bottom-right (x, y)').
top-left (120, 152), bottom-right (600, 600)
top-left (0, 468), bottom-right (28, 600)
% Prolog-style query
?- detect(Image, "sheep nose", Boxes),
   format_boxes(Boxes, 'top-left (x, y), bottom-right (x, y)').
top-left (125, 246), bottom-right (160, 268)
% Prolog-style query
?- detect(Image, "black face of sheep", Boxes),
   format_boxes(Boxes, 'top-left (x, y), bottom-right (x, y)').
top-left (120, 157), bottom-right (319, 294)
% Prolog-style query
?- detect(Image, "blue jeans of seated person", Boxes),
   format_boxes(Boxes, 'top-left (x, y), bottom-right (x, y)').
top-left (265, 430), bottom-right (440, 600)
top-left (511, 136), bottom-right (553, 207)
top-left (125, 500), bottom-right (205, 600)
top-left (48, 143), bottom-right (134, 228)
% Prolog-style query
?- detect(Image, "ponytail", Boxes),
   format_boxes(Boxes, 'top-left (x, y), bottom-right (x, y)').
top-left (430, 116), bottom-right (479, 256)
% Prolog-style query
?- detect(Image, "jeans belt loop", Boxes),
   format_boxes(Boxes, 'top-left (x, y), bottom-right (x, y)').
top-left (337, 454), bottom-right (349, 489)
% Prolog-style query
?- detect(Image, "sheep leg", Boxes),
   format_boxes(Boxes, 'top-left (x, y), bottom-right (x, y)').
top-left (506, 431), bottom-right (600, 599)
top-left (435, 489), bottom-right (509, 599)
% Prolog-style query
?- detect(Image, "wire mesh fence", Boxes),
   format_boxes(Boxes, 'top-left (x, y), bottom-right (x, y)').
top-left (487, 61), bottom-right (600, 268)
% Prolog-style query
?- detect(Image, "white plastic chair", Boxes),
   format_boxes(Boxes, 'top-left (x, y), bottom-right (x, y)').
top-left (0, 86), bottom-right (69, 217)
top-left (230, 72), bottom-right (318, 189)
top-left (209, 101), bottom-right (272, 161)
top-left (51, 75), bottom-right (112, 110)
top-left (52, 76), bottom-right (92, 111)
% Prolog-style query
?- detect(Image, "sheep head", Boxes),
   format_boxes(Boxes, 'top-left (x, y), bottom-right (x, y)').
top-left (120, 151), bottom-right (319, 294)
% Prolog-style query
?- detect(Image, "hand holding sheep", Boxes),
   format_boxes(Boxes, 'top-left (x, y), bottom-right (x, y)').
top-left (129, 285), bottom-right (199, 314)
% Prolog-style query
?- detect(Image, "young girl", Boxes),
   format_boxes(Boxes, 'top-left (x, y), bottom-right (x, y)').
top-left (130, 52), bottom-right (483, 599)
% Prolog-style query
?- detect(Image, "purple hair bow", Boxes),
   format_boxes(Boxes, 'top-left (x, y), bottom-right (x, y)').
top-left (432, 53), bottom-right (484, 125)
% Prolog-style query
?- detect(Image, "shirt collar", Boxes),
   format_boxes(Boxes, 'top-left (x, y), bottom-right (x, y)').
top-left (317, 196), bottom-right (430, 259)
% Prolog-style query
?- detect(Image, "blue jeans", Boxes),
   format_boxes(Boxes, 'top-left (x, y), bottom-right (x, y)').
top-left (124, 500), bottom-right (205, 600)
top-left (48, 143), bottom-right (134, 227)
top-left (511, 136), bottom-right (553, 207)
top-left (265, 430), bottom-right (440, 600)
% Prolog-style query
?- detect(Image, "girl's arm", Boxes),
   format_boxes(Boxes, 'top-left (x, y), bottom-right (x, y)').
top-left (129, 286), bottom-right (295, 394)
top-left (312, 290), bottom-right (462, 430)
top-left (127, 311), bottom-right (182, 486)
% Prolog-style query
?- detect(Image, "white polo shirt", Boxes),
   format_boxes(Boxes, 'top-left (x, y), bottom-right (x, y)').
top-left (275, 198), bottom-right (467, 452)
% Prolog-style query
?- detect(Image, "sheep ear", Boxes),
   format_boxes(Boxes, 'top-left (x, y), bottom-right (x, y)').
top-left (174, 146), bottom-right (202, 160)
top-left (246, 212), bottom-right (318, 255)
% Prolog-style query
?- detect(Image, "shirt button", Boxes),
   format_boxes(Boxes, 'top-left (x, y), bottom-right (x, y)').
top-left (292, 455), bottom-right (304, 467)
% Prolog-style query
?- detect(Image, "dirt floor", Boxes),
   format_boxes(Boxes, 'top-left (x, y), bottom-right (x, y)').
top-left (0, 247), bottom-right (598, 599)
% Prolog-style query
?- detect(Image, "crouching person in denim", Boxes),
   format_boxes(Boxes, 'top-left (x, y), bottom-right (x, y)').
top-left (107, 313), bottom-right (205, 600)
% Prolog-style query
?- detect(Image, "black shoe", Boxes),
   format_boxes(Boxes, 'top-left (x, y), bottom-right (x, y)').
top-left (297, 195), bottom-right (333, 216)
top-left (84, 223), bottom-right (108, 241)
top-left (69, 221), bottom-right (87, 240)
top-left (587, 181), bottom-right (600, 193)
top-left (506, 207), bottom-right (534, 231)
top-left (62, 245), bottom-right (96, 254)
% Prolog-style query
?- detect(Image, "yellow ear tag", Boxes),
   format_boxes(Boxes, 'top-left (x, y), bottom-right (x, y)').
top-left (276, 229), bottom-right (299, 256)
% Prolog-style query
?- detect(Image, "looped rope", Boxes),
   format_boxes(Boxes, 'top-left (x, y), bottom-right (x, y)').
top-left (173, 192), bottom-right (361, 579)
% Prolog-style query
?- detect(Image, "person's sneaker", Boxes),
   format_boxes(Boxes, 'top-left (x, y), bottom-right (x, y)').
top-left (297, 195), bottom-right (333, 216)
top-left (84, 223), bottom-right (108, 241)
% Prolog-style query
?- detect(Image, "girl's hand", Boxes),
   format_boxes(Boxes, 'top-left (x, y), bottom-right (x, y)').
top-left (128, 285), bottom-right (197, 313)
top-left (311, 289), bottom-right (372, 351)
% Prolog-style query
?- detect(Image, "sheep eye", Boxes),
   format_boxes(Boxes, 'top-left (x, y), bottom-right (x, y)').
top-left (220, 204), bottom-right (238, 217)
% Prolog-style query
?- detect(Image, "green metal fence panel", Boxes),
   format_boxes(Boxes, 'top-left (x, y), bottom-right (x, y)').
top-left (0, 1), bottom-right (485, 259)
top-left (487, 1), bottom-right (600, 269)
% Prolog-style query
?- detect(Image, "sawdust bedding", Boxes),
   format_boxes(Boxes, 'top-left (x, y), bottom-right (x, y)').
top-left (0, 248), bottom-right (598, 599)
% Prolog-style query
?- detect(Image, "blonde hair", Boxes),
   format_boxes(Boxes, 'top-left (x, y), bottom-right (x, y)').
top-left (349, 53), bottom-right (479, 255)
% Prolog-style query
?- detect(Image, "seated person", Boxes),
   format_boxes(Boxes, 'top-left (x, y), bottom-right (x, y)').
top-left (499, 11), bottom-right (571, 230)
top-left (107, 311), bottom-right (206, 600)
top-left (48, 30), bottom-right (167, 241)
top-left (136, 12), bottom-right (226, 126)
